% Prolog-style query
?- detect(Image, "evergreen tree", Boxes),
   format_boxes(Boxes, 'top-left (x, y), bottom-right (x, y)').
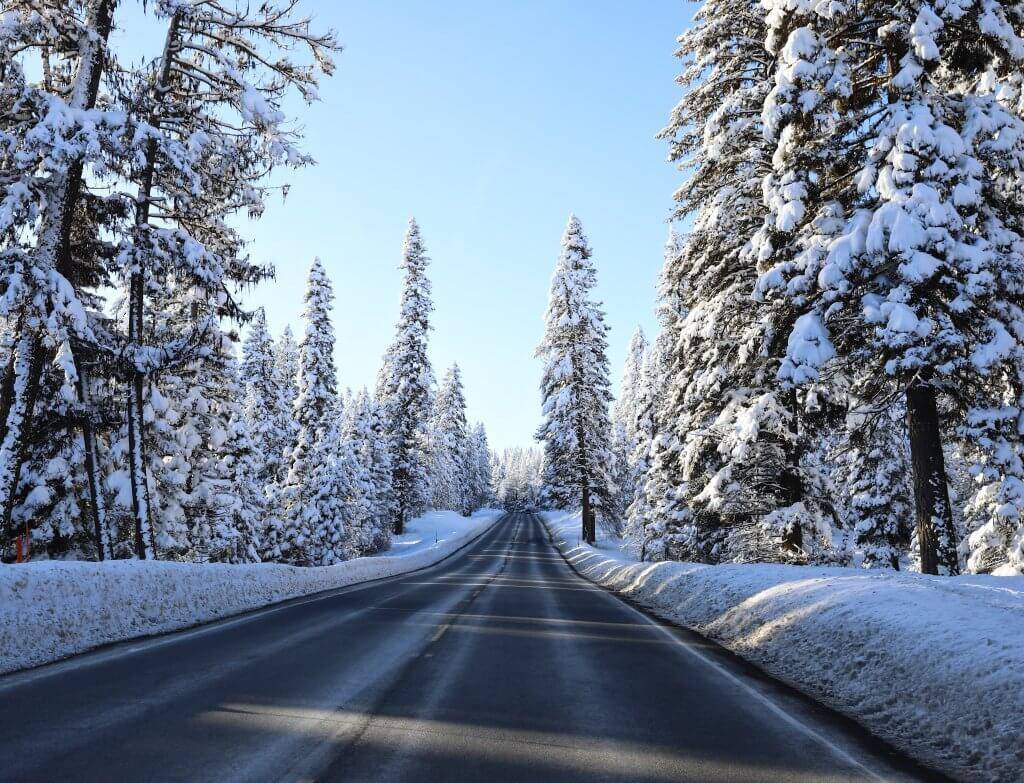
top-left (241, 309), bottom-right (283, 487)
top-left (839, 404), bottom-right (912, 570)
top-left (277, 259), bottom-right (346, 565)
top-left (0, 0), bottom-right (120, 561)
top-left (648, 0), bottom-right (840, 565)
top-left (430, 364), bottom-right (471, 514)
top-left (273, 326), bottom-right (301, 482)
top-left (535, 215), bottom-right (614, 544)
top-left (627, 231), bottom-right (686, 558)
top-left (365, 391), bottom-right (396, 551)
top-left (0, 0), bottom-right (337, 562)
top-left (609, 326), bottom-right (647, 531)
top-left (340, 388), bottom-right (403, 557)
top-left (467, 423), bottom-right (494, 512)
top-left (183, 338), bottom-right (264, 563)
top-left (493, 447), bottom-right (545, 511)
top-left (377, 219), bottom-right (434, 534)
top-left (114, 0), bottom-right (335, 560)
top-left (752, 0), bottom-right (1024, 574)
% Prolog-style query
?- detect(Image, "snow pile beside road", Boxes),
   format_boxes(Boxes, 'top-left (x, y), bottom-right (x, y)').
top-left (542, 510), bottom-right (1024, 783)
top-left (0, 509), bottom-right (503, 676)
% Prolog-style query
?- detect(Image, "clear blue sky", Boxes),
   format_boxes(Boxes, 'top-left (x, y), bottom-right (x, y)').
top-left (115, 1), bottom-right (689, 451)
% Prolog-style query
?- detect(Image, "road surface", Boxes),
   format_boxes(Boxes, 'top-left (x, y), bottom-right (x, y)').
top-left (0, 512), bottom-right (937, 782)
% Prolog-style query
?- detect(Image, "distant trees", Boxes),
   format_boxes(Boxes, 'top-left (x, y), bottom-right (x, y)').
top-left (535, 215), bottom-right (614, 544)
top-left (493, 448), bottom-right (544, 510)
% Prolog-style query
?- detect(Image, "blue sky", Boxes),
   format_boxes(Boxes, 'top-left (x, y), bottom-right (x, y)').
top-left (115, 1), bottom-right (689, 450)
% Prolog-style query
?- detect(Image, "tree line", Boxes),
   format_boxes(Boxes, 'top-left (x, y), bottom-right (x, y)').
top-left (536, 0), bottom-right (1024, 576)
top-left (0, 1), bottom-right (493, 564)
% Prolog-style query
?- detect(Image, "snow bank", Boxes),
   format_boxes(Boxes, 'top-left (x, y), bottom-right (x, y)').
top-left (542, 511), bottom-right (1024, 783)
top-left (0, 509), bottom-right (504, 676)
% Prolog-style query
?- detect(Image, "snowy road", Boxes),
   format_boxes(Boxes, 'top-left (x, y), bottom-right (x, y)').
top-left (0, 513), bottom-right (939, 782)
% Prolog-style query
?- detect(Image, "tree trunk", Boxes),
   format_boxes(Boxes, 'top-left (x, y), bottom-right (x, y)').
top-left (581, 475), bottom-right (595, 545)
top-left (76, 371), bottom-right (110, 560)
top-left (779, 388), bottom-right (804, 553)
top-left (906, 380), bottom-right (959, 575)
top-left (394, 473), bottom-right (406, 535)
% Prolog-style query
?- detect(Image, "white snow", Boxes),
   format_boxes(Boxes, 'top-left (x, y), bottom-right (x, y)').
top-left (0, 509), bottom-right (503, 677)
top-left (542, 510), bottom-right (1024, 783)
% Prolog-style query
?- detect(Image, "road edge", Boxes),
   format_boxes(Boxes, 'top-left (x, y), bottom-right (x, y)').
top-left (0, 511), bottom-right (509, 684)
top-left (535, 511), bottom-right (956, 783)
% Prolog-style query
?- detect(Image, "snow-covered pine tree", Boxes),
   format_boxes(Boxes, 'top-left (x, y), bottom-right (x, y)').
top-left (220, 357), bottom-right (266, 565)
top-left (627, 231), bottom-right (686, 559)
top-left (839, 402), bottom-right (912, 569)
top-left (430, 364), bottom-right (472, 515)
top-left (273, 325), bottom-right (301, 481)
top-left (493, 447), bottom-right (544, 510)
top-left (377, 219), bottom-right (435, 534)
top-left (0, 0), bottom-right (121, 561)
top-left (753, 0), bottom-right (1024, 574)
top-left (341, 388), bottom-right (398, 556)
top-left (241, 309), bottom-right (291, 488)
top-left (644, 0), bottom-right (843, 564)
top-left (535, 215), bottom-right (614, 544)
top-left (114, 0), bottom-right (337, 559)
top-left (187, 337), bottom-right (264, 563)
top-left (278, 259), bottom-right (347, 565)
top-left (609, 326), bottom-right (647, 531)
top-left (365, 391), bottom-right (396, 551)
top-left (467, 423), bottom-right (493, 513)
top-left (340, 390), bottom-right (376, 556)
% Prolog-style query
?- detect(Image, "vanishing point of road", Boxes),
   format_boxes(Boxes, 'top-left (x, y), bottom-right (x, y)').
top-left (0, 513), bottom-right (941, 782)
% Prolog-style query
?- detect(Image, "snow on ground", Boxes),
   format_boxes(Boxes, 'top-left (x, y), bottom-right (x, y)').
top-left (542, 510), bottom-right (1024, 783)
top-left (0, 509), bottom-right (503, 677)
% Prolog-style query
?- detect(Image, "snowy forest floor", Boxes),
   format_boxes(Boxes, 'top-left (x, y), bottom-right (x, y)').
top-left (0, 509), bottom-right (503, 677)
top-left (541, 511), bottom-right (1024, 783)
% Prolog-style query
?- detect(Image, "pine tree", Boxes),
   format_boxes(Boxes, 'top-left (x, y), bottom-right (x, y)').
top-left (493, 447), bottom-right (544, 510)
top-left (627, 231), bottom-right (686, 559)
top-left (377, 219), bottom-right (434, 534)
top-left (646, 0), bottom-right (844, 565)
top-left (365, 391), bottom-right (396, 551)
top-left (839, 404), bottom-right (912, 569)
top-left (221, 366), bottom-right (266, 565)
top-left (278, 259), bottom-right (346, 565)
top-left (610, 327), bottom-right (647, 531)
top-left (341, 389), bottom-right (396, 556)
top-left (467, 423), bottom-right (494, 512)
top-left (752, 0), bottom-right (1024, 574)
top-left (273, 326), bottom-right (301, 482)
top-left (430, 364), bottom-right (472, 514)
top-left (0, 0), bottom-right (120, 561)
top-left (536, 215), bottom-right (614, 544)
top-left (0, 0), bottom-right (337, 562)
top-left (241, 309), bottom-right (282, 487)
top-left (114, 0), bottom-right (336, 560)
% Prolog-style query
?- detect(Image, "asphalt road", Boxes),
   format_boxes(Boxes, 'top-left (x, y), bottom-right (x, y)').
top-left (0, 512), bottom-right (937, 782)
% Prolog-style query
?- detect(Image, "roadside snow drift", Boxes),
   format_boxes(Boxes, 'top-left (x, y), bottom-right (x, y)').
top-left (542, 511), bottom-right (1024, 783)
top-left (1, 509), bottom-right (503, 676)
